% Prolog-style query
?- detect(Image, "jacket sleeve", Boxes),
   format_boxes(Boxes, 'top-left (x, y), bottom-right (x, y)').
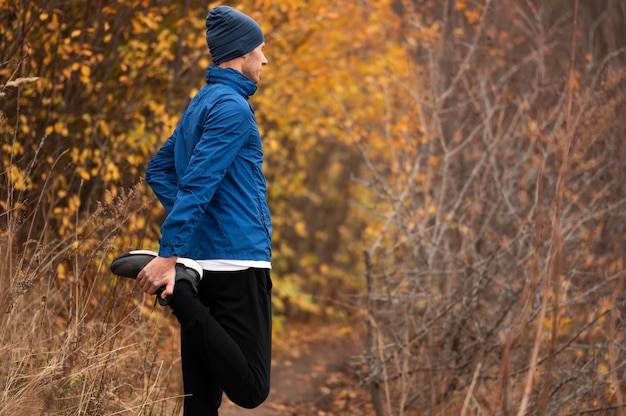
top-left (145, 134), bottom-right (178, 213)
top-left (157, 98), bottom-right (251, 257)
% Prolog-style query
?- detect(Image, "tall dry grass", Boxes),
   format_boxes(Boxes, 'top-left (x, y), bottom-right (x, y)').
top-left (1, 118), bottom-right (185, 414)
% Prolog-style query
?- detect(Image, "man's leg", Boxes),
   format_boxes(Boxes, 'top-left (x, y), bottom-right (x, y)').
top-left (180, 328), bottom-right (223, 416)
top-left (202, 268), bottom-right (272, 407)
top-left (169, 268), bottom-right (272, 412)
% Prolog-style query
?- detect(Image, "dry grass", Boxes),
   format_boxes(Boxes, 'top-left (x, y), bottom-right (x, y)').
top-left (0, 186), bottom-right (186, 415)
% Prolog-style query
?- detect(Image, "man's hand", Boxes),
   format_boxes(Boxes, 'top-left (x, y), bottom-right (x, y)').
top-left (136, 255), bottom-right (178, 301)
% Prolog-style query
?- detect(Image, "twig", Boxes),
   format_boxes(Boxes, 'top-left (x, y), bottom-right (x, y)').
top-left (461, 362), bottom-right (482, 416)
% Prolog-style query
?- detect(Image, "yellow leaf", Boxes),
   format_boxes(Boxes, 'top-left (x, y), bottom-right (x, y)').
top-left (57, 263), bottom-right (67, 279)
top-left (68, 195), bottom-right (81, 211)
top-left (295, 220), bottom-right (307, 238)
top-left (77, 168), bottom-right (91, 181)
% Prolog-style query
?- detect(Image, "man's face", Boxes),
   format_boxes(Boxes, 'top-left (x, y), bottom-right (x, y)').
top-left (242, 43), bottom-right (268, 84)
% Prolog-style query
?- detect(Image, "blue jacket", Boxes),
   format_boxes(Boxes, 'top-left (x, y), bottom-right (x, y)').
top-left (145, 66), bottom-right (272, 261)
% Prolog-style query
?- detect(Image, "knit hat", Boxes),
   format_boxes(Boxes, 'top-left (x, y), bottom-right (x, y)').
top-left (206, 6), bottom-right (264, 65)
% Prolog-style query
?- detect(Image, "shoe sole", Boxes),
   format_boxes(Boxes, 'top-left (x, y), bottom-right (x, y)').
top-left (110, 250), bottom-right (159, 279)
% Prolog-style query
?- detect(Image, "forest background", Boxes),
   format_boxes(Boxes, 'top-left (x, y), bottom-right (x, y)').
top-left (1, 0), bottom-right (626, 415)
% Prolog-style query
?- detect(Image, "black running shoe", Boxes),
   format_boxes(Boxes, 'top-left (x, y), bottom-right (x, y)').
top-left (110, 250), bottom-right (203, 306)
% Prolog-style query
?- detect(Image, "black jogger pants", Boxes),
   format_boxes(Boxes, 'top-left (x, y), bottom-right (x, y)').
top-left (175, 268), bottom-right (272, 415)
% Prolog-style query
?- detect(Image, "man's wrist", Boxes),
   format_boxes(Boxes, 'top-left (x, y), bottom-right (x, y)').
top-left (159, 255), bottom-right (179, 264)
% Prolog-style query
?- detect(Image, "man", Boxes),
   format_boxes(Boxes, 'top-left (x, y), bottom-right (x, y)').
top-left (118, 6), bottom-right (272, 415)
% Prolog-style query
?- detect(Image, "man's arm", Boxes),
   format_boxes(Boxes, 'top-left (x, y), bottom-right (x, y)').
top-left (146, 134), bottom-right (178, 213)
top-left (157, 98), bottom-right (250, 257)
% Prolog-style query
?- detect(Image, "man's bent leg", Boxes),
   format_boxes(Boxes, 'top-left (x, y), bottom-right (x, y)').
top-left (169, 269), bottom-right (272, 411)
top-left (202, 268), bottom-right (272, 408)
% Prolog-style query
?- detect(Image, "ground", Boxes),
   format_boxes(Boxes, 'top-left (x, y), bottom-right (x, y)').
top-left (218, 323), bottom-right (373, 416)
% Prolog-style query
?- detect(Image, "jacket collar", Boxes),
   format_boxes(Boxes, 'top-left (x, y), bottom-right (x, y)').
top-left (206, 66), bottom-right (257, 98)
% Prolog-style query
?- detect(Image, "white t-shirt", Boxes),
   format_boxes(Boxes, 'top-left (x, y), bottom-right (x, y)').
top-left (196, 259), bottom-right (271, 272)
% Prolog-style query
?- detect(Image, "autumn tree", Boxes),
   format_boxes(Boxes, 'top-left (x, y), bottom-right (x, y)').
top-left (354, 0), bottom-right (626, 414)
top-left (1, 0), bottom-right (387, 320)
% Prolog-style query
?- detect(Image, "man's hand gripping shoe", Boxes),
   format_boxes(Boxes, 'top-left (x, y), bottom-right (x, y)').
top-left (110, 250), bottom-right (203, 306)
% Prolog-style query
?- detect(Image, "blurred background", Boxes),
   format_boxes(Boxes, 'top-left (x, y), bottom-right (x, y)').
top-left (1, 0), bottom-right (625, 414)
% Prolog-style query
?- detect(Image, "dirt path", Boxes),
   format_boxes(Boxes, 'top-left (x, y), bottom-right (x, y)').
top-left (218, 323), bottom-right (371, 416)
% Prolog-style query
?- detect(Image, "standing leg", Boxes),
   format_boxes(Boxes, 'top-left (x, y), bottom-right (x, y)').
top-left (180, 327), bottom-right (223, 415)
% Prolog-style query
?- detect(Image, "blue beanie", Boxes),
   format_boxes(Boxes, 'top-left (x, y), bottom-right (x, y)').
top-left (206, 6), bottom-right (264, 65)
